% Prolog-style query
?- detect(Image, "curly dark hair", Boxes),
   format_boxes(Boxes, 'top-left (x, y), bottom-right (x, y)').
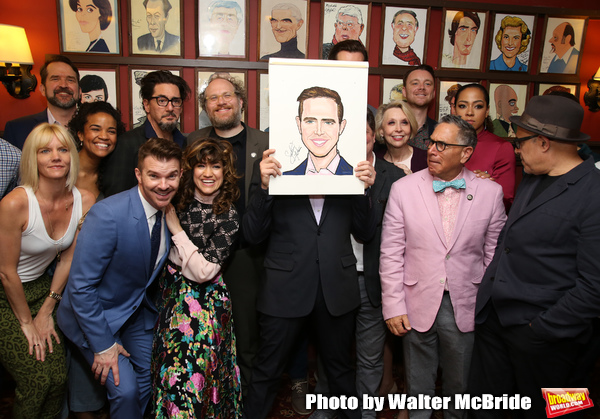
top-left (176, 138), bottom-right (241, 215)
top-left (69, 101), bottom-right (126, 143)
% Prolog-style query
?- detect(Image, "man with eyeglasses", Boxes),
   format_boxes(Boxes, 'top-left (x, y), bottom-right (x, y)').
top-left (102, 70), bottom-right (190, 196)
top-left (469, 95), bottom-right (600, 417)
top-left (380, 115), bottom-right (506, 419)
top-left (201, 0), bottom-right (242, 56)
top-left (187, 73), bottom-right (268, 397)
top-left (260, 3), bottom-right (305, 60)
top-left (322, 5), bottom-right (365, 59)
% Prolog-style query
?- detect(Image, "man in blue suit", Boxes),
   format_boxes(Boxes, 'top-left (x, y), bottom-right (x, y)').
top-left (284, 86), bottom-right (353, 176)
top-left (57, 138), bottom-right (182, 418)
top-left (4, 55), bottom-right (80, 149)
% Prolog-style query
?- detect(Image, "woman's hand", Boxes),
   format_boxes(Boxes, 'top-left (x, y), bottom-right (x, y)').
top-left (20, 321), bottom-right (46, 361)
top-left (164, 204), bottom-right (183, 235)
top-left (33, 311), bottom-right (61, 356)
top-left (394, 163), bottom-right (413, 176)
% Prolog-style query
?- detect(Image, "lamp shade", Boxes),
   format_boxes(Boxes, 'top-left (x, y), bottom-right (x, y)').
top-left (594, 67), bottom-right (600, 81)
top-left (0, 24), bottom-right (34, 65)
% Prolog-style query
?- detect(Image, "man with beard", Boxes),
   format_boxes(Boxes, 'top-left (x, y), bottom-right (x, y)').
top-left (402, 65), bottom-right (438, 150)
top-left (4, 55), bottom-right (81, 150)
top-left (101, 70), bottom-right (190, 197)
top-left (187, 73), bottom-right (268, 397)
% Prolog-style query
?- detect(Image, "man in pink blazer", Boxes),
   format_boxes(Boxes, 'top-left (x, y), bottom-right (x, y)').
top-left (380, 115), bottom-right (506, 418)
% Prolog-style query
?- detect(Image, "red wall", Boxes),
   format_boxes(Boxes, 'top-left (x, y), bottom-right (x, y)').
top-left (2, 0), bottom-right (599, 139)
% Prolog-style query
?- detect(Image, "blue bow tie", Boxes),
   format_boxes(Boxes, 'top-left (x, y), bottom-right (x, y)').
top-left (433, 178), bottom-right (466, 193)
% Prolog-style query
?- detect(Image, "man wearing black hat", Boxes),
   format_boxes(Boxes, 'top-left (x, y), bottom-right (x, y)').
top-left (469, 95), bottom-right (600, 418)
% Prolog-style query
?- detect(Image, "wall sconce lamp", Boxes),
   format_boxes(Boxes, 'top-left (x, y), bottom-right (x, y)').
top-left (584, 67), bottom-right (600, 113)
top-left (0, 24), bottom-right (37, 99)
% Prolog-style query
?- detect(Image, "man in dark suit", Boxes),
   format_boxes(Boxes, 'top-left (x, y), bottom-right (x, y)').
top-left (187, 73), bottom-right (268, 396)
top-left (4, 56), bottom-right (80, 149)
top-left (57, 138), bottom-right (182, 418)
top-left (242, 131), bottom-right (376, 418)
top-left (101, 70), bottom-right (190, 196)
top-left (284, 86), bottom-right (353, 176)
top-left (469, 95), bottom-right (600, 417)
top-left (137, 0), bottom-right (180, 54)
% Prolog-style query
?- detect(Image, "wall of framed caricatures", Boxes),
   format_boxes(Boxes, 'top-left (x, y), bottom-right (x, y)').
top-left (1, 0), bottom-right (599, 143)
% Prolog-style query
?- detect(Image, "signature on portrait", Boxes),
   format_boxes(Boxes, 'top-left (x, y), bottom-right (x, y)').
top-left (286, 142), bottom-right (302, 164)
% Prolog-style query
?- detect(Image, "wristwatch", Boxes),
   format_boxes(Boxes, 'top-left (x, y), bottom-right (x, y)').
top-left (48, 290), bottom-right (62, 302)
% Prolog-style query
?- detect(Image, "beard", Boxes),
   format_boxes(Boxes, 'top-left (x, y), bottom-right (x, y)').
top-left (157, 112), bottom-right (179, 132)
top-left (47, 87), bottom-right (78, 110)
top-left (211, 107), bottom-right (242, 131)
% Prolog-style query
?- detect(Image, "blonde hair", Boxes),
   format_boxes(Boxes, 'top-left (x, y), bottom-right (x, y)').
top-left (375, 101), bottom-right (418, 144)
top-left (20, 123), bottom-right (79, 191)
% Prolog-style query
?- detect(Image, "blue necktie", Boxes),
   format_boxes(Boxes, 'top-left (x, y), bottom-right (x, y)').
top-left (432, 178), bottom-right (466, 193)
top-left (149, 210), bottom-right (162, 272)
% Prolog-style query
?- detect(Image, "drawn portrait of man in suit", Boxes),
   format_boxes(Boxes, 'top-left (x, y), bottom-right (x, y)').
top-left (547, 22), bottom-right (579, 73)
top-left (136, 0), bottom-right (180, 54)
top-left (284, 86), bottom-right (352, 176)
top-left (199, 0), bottom-right (245, 57)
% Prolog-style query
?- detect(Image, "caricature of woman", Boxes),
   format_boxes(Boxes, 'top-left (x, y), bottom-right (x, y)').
top-left (69, 0), bottom-right (113, 52)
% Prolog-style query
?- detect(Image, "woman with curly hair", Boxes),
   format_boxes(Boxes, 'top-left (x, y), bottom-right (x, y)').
top-left (152, 138), bottom-right (243, 418)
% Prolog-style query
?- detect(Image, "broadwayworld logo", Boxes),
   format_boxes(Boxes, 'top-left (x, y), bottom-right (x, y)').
top-left (542, 388), bottom-right (594, 417)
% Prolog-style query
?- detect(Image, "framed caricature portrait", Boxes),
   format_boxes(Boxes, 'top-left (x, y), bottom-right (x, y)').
top-left (539, 16), bottom-right (587, 75)
top-left (130, 0), bottom-right (183, 56)
top-left (129, 67), bottom-right (181, 128)
top-left (488, 13), bottom-right (535, 73)
top-left (78, 66), bottom-right (119, 109)
top-left (489, 82), bottom-right (529, 138)
top-left (381, 78), bottom-right (404, 104)
top-left (437, 80), bottom-right (479, 120)
top-left (258, 71), bottom-right (269, 131)
top-left (440, 9), bottom-right (488, 70)
top-left (380, 6), bottom-right (429, 67)
top-left (57, 0), bottom-right (120, 54)
top-left (537, 83), bottom-right (579, 98)
top-left (321, 2), bottom-right (370, 60)
top-left (268, 58), bottom-right (368, 195)
top-left (259, 0), bottom-right (308, 61)
top-left (198, 0), bottom-right (247, 58)
top-left (196, 69), bottom-right (247, 130)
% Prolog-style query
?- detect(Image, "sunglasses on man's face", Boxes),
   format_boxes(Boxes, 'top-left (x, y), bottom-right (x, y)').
top-left (511, 134), bottom-right (538, 149)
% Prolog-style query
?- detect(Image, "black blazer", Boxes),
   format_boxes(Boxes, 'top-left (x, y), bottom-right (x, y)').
top-left (243, 163), bottom-right (377, 318)
top-left (475, 158), bottom-right (600, 342)
top-left (137, 31), bottom-right (180, 53)
top-left (4, 110), bottom-right (48, 149)
top-left (363, 159), bottom-right (405, 307)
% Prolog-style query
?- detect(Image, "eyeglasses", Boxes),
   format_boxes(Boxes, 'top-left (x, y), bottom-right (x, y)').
top-left (206, 92), bottom-right (236, 104)
top-left (151, 96), bottom-right (183, 108)
top-left (425, 139), bottom-right (470, 152)
top-left (210, 12), bottom-right (238, 26)
top-left (511, 134), bottom-right (538, 149)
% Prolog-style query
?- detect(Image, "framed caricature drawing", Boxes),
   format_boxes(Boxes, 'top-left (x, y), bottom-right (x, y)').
top-left (539, 16), bottom-right (587, 75)
top-left (488, 13), bottom-right (535, 73)
top-left (320, 2), bottom-right (370, 60)
top-left (380, 6), bottom-right (429, 67)
top-left (268, 58), bottom-right (368, 196)
top-left (489, 82), bottom-right (529, 138)
top-left (130, 0), bottom-right (183, 56)
top-left (440, 9), bottom-right (488, 70)
top-left (198, 0), bottom-right (247, 58)
top-left (381, 78), bottom-right (405, 104)
top-left (57, 0), bottom-right (120, 54)
top-left (258, 71), bottom-right (270, 131)
top-left (129, 67), bottom-right (181, 128)
top-left (78, 66), bottom-right (119, 109)
top-left (537, 83), bottom-right (579, 97)
top-left (259, 0), bottom-right (308, 61)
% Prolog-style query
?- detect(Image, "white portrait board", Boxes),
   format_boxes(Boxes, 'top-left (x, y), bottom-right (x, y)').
top-left (268, 58), bottom-right (368, 195)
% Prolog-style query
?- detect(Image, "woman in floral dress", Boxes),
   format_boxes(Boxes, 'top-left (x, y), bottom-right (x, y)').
top-left (152, 138), bottom-right (242, 418)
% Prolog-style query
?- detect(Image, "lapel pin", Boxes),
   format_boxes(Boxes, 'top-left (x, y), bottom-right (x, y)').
top-left (251, 152), bottom-right (257, 158)
top-left (467, 194), bottom-right (473, 201)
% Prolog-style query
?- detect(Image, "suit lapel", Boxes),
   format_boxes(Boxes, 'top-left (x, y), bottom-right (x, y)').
top-left (130, 188), bottom-right (152, 278)
top-left (447, 171), bottom-right (477, 250)
top-left (417, 172), bottom-right (446, 247)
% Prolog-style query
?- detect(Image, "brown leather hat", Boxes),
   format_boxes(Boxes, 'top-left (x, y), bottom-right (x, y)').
top-left (510, 95), bottom-right (590, 142)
